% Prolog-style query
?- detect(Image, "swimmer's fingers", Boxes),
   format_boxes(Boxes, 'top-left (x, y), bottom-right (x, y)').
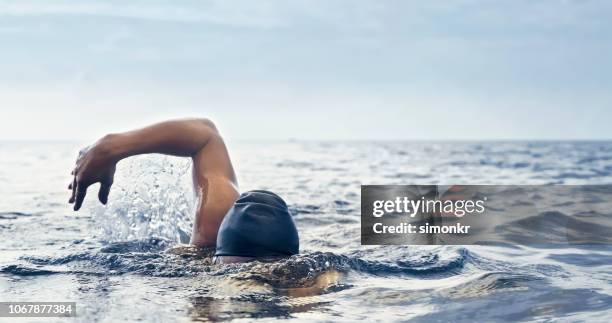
top-left (98, 182), bottom-right (112, 205)
top-left (68, 177), bottom-right (77, 203)
top-left (73, 184), bottom-right (88, 211)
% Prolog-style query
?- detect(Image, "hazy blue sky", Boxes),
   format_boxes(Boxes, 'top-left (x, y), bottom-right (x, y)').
top-left (1, 0), bottom-right (611, 140)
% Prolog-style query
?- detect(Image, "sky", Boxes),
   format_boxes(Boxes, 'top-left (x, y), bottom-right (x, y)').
top-left (0, 0), bottom-right (611, 141)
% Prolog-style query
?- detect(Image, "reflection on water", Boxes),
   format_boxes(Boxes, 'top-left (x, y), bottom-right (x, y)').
top-left (188, 278), bottom-right (337, 322)
top-left (1, 141), bottom-right (612, 321)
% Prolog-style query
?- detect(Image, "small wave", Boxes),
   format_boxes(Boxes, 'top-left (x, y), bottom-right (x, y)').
top-left (548, 252), bottom-right (612, 267)
top-left (0, 211), bottom-right (42, 220)
top-left (577, 155), bottom-right (612, 164)
top-left (348, 248), bottom-right (470, 277)
top-left (441, 272), bottom-right (538, 299)
top-left (99, 237), bottom-right (173, 253)
top-left (478, 159), bottom-right (531, 169)
top-left (233, 249), bottom-right (471, 288)
top-left (496, 211), bottom-right (612, 246)
top-left (289, 204), bottom-right (322, 215)
top-left (20, 238), bottom-right (213, 277)
top-left (11, 242), bottom-right (471, 287)
top-left (553, 172), bottom-right (604, 180)
top-left (1, 264), bottom-right (59, 276)
top-left (275, 161), bottom-right (315, 169)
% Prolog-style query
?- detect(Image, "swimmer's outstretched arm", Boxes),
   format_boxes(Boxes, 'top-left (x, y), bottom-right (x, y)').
top-left (69, 118), bottom-right (239, 246)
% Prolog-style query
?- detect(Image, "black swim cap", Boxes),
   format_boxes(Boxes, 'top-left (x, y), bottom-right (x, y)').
top-left (215, 190), bottom-right (299, 257)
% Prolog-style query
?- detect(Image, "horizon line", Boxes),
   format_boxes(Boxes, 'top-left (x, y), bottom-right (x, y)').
top-left (1, 138), bottom-right (611, 143)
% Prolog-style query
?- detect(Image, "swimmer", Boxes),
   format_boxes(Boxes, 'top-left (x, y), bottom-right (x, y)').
top-left (68, 118), bottom-right (299, 264)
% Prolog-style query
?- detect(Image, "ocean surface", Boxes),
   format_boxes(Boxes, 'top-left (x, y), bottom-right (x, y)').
top-left (1, 140), bottom-right (611, 322)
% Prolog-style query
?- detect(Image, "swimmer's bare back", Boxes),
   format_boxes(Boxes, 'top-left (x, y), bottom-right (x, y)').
top-left (68, 118), bottom-right (240, 247)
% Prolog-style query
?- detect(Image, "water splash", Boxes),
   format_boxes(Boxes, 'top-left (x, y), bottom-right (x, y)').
top-left (89, 155), bottom-right (195, 243)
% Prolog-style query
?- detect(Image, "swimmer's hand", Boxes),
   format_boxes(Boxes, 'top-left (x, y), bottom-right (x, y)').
top-left (69, 138), bottom-right (117, 211)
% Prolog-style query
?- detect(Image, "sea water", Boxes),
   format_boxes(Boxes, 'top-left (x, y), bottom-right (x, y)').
top-left (1, 140), bottom-right (611, 322)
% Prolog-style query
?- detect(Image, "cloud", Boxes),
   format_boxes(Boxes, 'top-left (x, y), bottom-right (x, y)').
top-left (0, 0), bottom-right (611, 139)
top-left (0, 0), bottom-right (289, 28)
